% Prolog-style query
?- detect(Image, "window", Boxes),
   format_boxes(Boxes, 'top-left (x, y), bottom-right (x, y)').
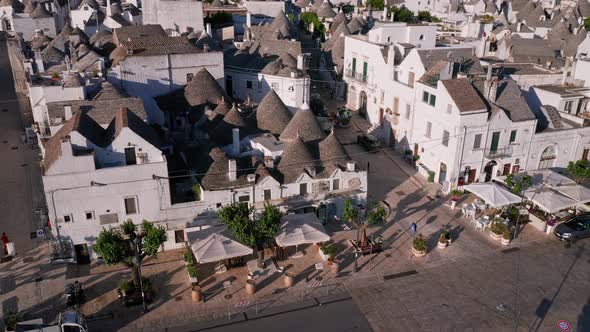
top-left (422, 91), bottom-right (429, 103)
top-left (425, 122), bottom-right (432, 138)
top-left (186, 73), bottom-right (194, 82)
top-left (271, 82), bottom-right (279, 90)
top-left (393, 97), bottom-right (399, 113)
top-left (299, 183), bottom-right (308, 195)
top-left (583, 148), bottom-right (590, 161)
top-left (380, 90), bottom-right (384, 104)
top-left (352, 57), bottom-right (356, 75)
top-left (216, 203), bottom-right (222, 208)
top-left (264, 189), bottom-right (271, 201)
top-left (473, 134), bottom-right (482, 149)
top-left (238, 195), bottom-right (250, 202)
top-left (509, 130), bottom-right (517, 143)
top-left (124, 196), bottom-right (138, 215)
top-left (564, 100), bottom-right (573, 113)
top-left (362, 61), bottom-right (368, 82)
top-left (124, 147), bottom-right (136, 165)
top-left (63, 215), bottom-right (72, 223)
top-left (85, 211), bottom-right (94, 220)
top-left (447, 104), bottom-right (452, 114)
top-left (405, 103), bottom-right (411, 119)
top-left (333, 178), bottom-right (340, 190)
top-left (246, 80), bottom-right (253, 89)
top-left (422, 91), bottom-right (436, 106)
top-left (174, 230), bottom-right (185, 244)
top-left (442, 130), bottom-right (449, 147)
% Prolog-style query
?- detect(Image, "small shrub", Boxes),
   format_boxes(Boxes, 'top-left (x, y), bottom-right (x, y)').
top-left (141, 277), bottom-right (153, 295)
top-left (450, 189), bottom-right (462, 197)
top-left (490, 220), bottom-right (507, 235)
top-left (427, 171), bottom-right (435, 182)
top-left (503, 229), bottom-right (511, 240)
top-left (51, 72), bottom-right (60, 80)
top-left (187, 263), bottom-right (199, 279)
top-left (320, 243), bottom-right (336, 260)
top-left (413, 235), bottom-right (427, 251)
top-left (404, 149), bottom-right (413, 155)
top-left (343, 198), bottom-right (358, 223)
top-left (183, 246), bottom-right (196, 264)
top-left (439, 231), bottom-right (450, 243)
top-left (367, 203), bottom-right (387, 225)
top-left (4, 311), bottom-right (23, 331)
top-left (192, 183), bottom-right (201, 201)
top-left (119, 279), bottom-right (134, 293)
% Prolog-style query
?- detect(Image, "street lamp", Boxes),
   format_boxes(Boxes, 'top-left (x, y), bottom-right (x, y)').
top-left (134, 236), bottom-right (148, 313)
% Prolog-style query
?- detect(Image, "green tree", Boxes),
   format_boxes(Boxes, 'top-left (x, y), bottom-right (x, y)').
top-left (343, 198), bottom-right (358, 223)
top-left (584, 17), bottom-right (590, 31)
top-left (390, 6), bottom-right (415, 22)
top-left (567, 159), bottom-right (590, 184)
top-left (94, 220), bottom-right (167, 287)
top-left (366, 0), bottom-right (384, 10)
top-left (256, 203), bottom-right (282, 245)
top-left (505, 174), bottom-right (533, 194)
top-left (217, 202), bottom-right (281, 248)
top-left (417, 10), bottom-right (432, 22)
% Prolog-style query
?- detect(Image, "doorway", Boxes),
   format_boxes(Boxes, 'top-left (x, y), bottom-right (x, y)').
top-left (468, 169), bottom-right (477, 183)
top-left (502, 163), bottom-right (511, 176)
top-left (484, 160), bottom-right (497, 182)
top-left (438, 162), bottom-right (447, 184)
top-left (225, 76), bottom-right (233, 98)
top-left (74, 244), bottom-right (90, 265)
top-left (538, 145), bottom-right (557, 169)
top-left (359, 91), bottom-right (367, 118)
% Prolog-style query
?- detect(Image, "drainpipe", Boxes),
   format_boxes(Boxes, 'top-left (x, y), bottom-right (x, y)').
top-left (408, 82), bottom-right (419, 148)
top-left (166, 52), bottom-right (172, 91)
top-left (479, 121), bottom-right (492, 181)
top-left (523, 119), bottom-right (537, 171)
top-left (456, 126), bottom-right (467, 185)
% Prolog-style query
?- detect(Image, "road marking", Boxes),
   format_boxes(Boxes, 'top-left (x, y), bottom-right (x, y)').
top-left (557, 320), bottom-right (571, 331)
top-left (235, 301), bottom-right (250, 308)
top-left (307, 281), bottom-right (323, 288)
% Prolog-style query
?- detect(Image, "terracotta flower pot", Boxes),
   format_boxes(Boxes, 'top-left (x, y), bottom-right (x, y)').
top-left (284, 272), bottom-right (294, 288)
top-left (191, 285), bottom-right (202, 302)
top-left (490, 231), bottom-right (503, 241)
top-left (330, 260), bottom-right (340, 273)
top-left (412, 246), bottom-right (426, 257)
top-left (246, 280), bottom-right (256, 295)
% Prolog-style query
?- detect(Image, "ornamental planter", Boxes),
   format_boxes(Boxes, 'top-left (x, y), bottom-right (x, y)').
top-left (191, 285), bottom-right (202, 302)
top-left (546, 224), bottom-right (556, 234)
top-left (318, 249), bottom-right (330, 261)
top-left (411, 246), bottom-right (426, 257)
top-left (437, 241), bottom-right (448, 249)
top-left (501, 237), bottom-right (511, 246)
top-left (490, 231), bottom-right (503, 241)
top-left (330, 260), bottom-right (340, 273)
top-left (284, 272), bottom-right (295, 288)
top-left (245, 280), bottom-right (256, 295)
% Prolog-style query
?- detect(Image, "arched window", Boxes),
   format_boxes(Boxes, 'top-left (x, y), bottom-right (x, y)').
top-left (538, 145), bottom-right (557, 169)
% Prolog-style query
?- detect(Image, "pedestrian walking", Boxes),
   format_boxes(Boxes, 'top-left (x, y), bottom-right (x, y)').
top-left (410, 223), bottom-right (417, 237)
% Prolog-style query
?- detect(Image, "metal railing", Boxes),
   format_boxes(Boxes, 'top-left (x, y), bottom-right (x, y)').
top-left (344, 69), bottom-right (368, 84)
top-left (485, 146), bottom-right (513, 159)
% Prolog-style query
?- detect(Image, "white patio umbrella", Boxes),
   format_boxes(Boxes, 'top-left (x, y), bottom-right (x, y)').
top-left (275, 213), bottom-right (330, 247)
top-left (553, 183), bottom-right (590, 203)
top-left (524, 188), bottom-right (579, 213)
top-left (187, 227), bottom-right (253, 264)
top-left (463, 182), bottom-right (522, 208)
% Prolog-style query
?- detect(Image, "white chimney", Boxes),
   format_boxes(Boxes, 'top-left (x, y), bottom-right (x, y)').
top-left (228, 159), bottom-right (237, 181)
top-left (34, 49), bottom-right (44, 72)
top-left (206, 23), bottom-right (212, 36)
top-left (517, 22), bottom-right (522, 32)
top-left (64, 106), bottom-right (73, 120)
top-left (346, 161), bottom-right (356, 172)
top-left (106, 0), bottom-right (112, 17)
top-left (247, 174), bottom-right (256, 183)
top-left (247, 12), bottom-right (251, 28)
top-left (232, 128), bottom-right (240, 155)
top-left (297, 53), bottom-right (305, 70)
top-left (264, 156), bottom-right (274, 168)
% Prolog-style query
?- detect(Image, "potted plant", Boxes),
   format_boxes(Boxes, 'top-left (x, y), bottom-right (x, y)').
top-left (437, 231), bottom-right (451, 249)
top-left (427, 171), bottom-right (435, 183)
top-left (366, 203), bottom-right (387, 225)
top-left (501, 229), bottom-right (511, 246)
top-left (489, 219), bottom-right (506, 241)
top-left (546, 218), bottom-right (557, 234)
top-left (412, 234), bottom-right (427, 257)
top-left (183, 246), bottom-right (199, 285)
top-left (319, 243), bottom-right (336, 261)
top-left (450, 189), bottom-right (462, 201)
top-left (4, 311), bottom-right (22, 332)
top-left (50, 72), bottom-right (60, 81)
top-left (342, 198), bottom-right (358, 224)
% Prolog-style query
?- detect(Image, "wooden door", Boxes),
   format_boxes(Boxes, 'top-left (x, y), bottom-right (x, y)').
top-left (468, 169), bottom-right (477, 183)
top-left (503, 163), bottom-right (511, 175)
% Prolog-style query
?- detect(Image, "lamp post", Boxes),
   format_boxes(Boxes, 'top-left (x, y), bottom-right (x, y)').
top-left (134, 236), bottom-right (148, 313)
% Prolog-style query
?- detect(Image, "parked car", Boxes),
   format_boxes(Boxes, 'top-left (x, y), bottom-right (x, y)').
top-left (554, 215), bottom-right (590, 241)
top-left (357, 134), bottom-right (381, 152)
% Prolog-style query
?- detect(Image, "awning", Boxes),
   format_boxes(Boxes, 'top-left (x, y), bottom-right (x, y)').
top-left (553, 183), bottom-right (590, 203)
top-left (463, 182), bottom-right (522, 208)
top-left (186, 226), bottom-right (253, 264)
top-left (524, 187), bottom-right (579, 213)
top-left (275, 213), bottom-right (330, 247)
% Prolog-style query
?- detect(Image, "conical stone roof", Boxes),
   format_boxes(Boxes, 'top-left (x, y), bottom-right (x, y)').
top-left (317, 1), bottom-right (336, 18)
top-left (278, 135), bottom-right (318, 182)
top-left (214, 101), bottom-right (231, 116)
top-left (330, 11), bottom-right (348, 31)
top-left (319, 130), bottom-right (348, 163)
top-left (184, 68), bottom-right (229, 106)
top-left (280, 53), bottom-right (297, 68)
top-left (31, 3), bottom-right (52, 18)
top-left (221, 104), bottom-right (248, 128)
top-left (280, 105), bottom-right (325, 142)
top-left (257, 90), bottom-right (292, 135)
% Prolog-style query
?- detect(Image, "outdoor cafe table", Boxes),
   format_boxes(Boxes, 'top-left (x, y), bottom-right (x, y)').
top-left (246, 258), bottom-right (278, 279)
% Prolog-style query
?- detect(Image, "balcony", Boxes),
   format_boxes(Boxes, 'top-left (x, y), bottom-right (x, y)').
top-left (485, 146), bottom-right (513, 159)
top-left (344, 69), bottom-right (371, 86)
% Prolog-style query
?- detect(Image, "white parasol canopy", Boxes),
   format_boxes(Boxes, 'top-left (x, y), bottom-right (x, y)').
top-left (187, 227), bottom-right (253, 264)
top-left (275, 213), bottom-right (330, 247)
top-left (524, 187), bottom-right (579, 213)
top-left (463, 182), bottom-right (522, 208)
top-left (552, 183), bottom-right (590, 203)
